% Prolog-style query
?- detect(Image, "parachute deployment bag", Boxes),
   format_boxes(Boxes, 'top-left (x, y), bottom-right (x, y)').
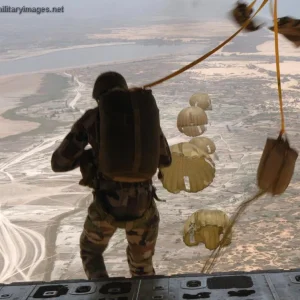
top-left (231, 1), bottom-right (263, 32)
top-left (98, 87), bottom-right (161, 182)
top-left (257, 134), bottom-right (298, 195)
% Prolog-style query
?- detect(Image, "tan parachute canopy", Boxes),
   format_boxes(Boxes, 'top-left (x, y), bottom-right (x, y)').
top-left (137, 0), bottom-right (297, 274)
top-left (189, 137), bottom-right (216, 155)
top-left (160, 142), bottom-right (215, 193)
top-left (189, 93), bottom-right (212, 110)
top-left (183, 209), bottom-right (232, 250)
top-left (177, 107), bottom-right (208, 137)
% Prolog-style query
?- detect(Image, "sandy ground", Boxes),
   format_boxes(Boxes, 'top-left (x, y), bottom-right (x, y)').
top-left (0, 73), bottom-right (87, 283)
top-left (187, 60), bottom-right (300, 84)
top-left (0, 110), bottom-right (40, 139)
top-left (222, 34), bottom-right (300, 57)
top-left (256, 61), bottom-right (300, 75)
top-left (0, 74), bottom-right (42, 138)
top-left (256, 36), bottom-right (300, 56)
top-left (187, 61), bottom-right (267, 79)
top-left (0, 42), bottom-right (135, 63)
top-left (53, 51), bottom-right (300, 279)
top-left (1, 21), bottom-right (300, 283)
top-left (87, 21), bottom-right (237, 41)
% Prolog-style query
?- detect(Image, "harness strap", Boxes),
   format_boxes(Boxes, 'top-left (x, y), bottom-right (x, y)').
top-left (95, 178), bottom-right (166, 202)
top-left (152, 186), bottom-right (166, 202)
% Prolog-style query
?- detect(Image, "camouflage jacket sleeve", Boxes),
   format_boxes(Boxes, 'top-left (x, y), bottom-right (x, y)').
top-left (51, 114), bottom-right (90, 172)
top-left (158, 129), bottom-right (172, 168)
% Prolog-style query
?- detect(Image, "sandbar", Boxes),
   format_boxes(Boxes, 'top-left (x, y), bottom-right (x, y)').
top-left (0, 74), bottom-right (42, 138)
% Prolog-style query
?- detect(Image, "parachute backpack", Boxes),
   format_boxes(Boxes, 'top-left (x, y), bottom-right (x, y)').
top-left (97, 87), bottom-right (161, 182)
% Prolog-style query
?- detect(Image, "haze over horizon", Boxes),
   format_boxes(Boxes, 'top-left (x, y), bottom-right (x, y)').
top-left (0, 0), bottom-right (298, 24)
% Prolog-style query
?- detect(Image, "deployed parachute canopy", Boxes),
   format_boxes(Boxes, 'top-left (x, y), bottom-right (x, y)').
top-left (189, 92), bottom-right (212, 111)
top-left (269, 16), bottom-right (300, 47)
top-left (160, 142), bottom-right (215, 194)
top-left (177, 107), bottom-right (208, 137)
top-left (231, 1), bottom-right (264, 32)
top-left (189, 137), bottom-right (216, 155)
top-left (183, 209), bottom-right (232, 250)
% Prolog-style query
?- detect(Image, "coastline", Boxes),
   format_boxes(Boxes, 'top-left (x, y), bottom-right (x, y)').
top-left (0, 19), bottom-right (235, 64)
top-left (1, 25), bottom-right (299, 81)
top-left (0, 74), bottom-right (43, 139)
top-left (0, 42), bottom-right (136, 63)
top-left (0, 73), bottom-right (73, 146)
top-left (0, 42), bottom-right (211, 78)
top-left (0, 49), bottom-right (207, 80)
top-left (0, 29), bottom-right (298, 141)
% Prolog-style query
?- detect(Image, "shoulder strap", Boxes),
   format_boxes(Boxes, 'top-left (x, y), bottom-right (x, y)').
top-left (152, 186), bottom-right (166, 202)
top-left (94, 108), bottom-right (101, 189)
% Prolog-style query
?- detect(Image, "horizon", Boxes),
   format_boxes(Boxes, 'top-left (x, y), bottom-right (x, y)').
top-left (0, 0), bottom-right (298, 23)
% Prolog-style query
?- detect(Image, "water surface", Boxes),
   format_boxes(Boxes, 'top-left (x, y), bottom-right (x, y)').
top-left (0, 43), bottom-right (206, 76)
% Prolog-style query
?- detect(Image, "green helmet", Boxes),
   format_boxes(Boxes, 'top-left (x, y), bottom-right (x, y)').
top-left (92, 71), bottom-right (128, 101)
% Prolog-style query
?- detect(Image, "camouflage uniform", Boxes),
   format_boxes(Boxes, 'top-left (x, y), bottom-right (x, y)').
top-left (51, 108), bottom-right (172, 279)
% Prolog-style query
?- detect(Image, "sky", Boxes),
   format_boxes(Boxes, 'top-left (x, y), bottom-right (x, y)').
top-left (0, 0), bottom-right (298, 22)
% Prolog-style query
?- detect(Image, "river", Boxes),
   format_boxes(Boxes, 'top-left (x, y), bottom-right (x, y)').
top-left (0, 42), bottom-right (207, 77)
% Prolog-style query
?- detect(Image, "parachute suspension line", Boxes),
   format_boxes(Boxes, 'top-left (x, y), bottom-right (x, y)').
top-left (273, 0), bottom-right (285, 135)
top-left (247, 0), bottom-right (257, 12)
top-left (269, 0), bottom-right (274, 18)
top-left (202, 1), bottom-right (287, 273)
top-left (201, 189), bottom-right (267, 274)
top-left (143, 0), bottom-right (269, 89)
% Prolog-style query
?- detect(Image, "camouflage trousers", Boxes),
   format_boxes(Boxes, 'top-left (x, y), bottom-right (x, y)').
top-left (79, 198), bottom-right (160, 279)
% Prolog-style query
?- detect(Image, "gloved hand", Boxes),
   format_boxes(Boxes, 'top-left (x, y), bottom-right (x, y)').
top-left (79, 149), bottom-right (97, 188)
top-left (158, 169), bottom-right (163, 181)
